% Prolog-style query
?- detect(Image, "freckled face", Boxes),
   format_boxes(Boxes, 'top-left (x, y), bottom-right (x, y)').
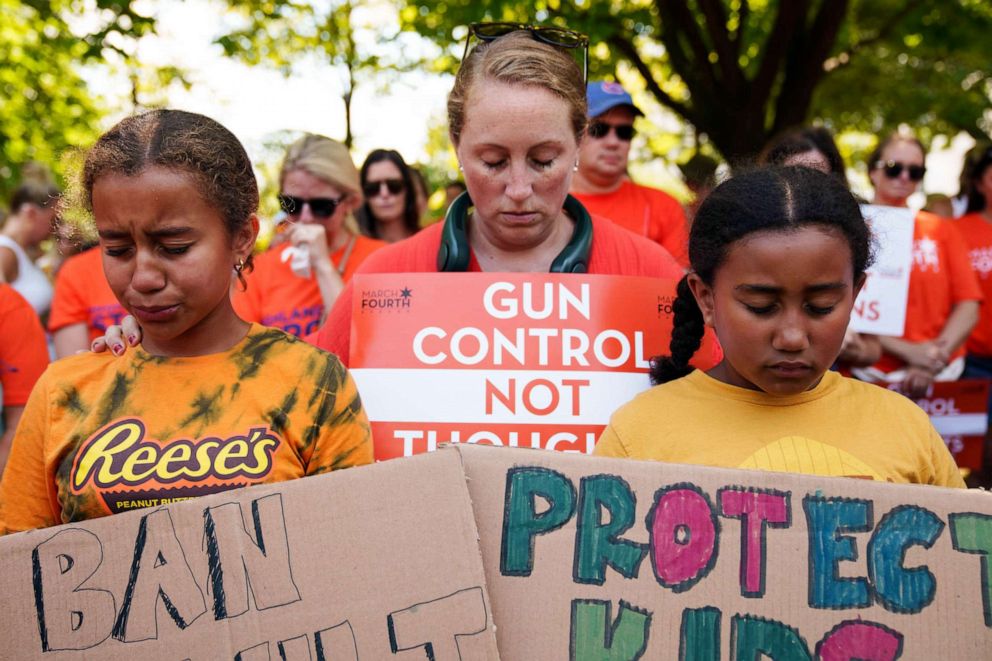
top-left (689, 226), bottom-right (863, 395)
top-left (91, 167), bottom-right (256, 357)
top-left (455, 79), bottom-right (579, 251)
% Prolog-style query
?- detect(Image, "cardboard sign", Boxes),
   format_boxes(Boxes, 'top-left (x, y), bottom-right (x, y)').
top-left (849, 205), bottom-right (915, 337)
top-left (0, 451), bottom-right (499, 660)
top-left (2, 445), bottom-right (991, 658)
top-left (349, 273), bottom-right (719, 461)
top-left (454, 444), bottom-right (992, 659)
top-left (888, 380), bottom-right (990, 470)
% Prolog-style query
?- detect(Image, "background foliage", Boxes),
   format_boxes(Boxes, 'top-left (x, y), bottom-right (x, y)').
top-left (2, 0), bottom-right (990, 208)
top-left (401, 0), bottom-right (992, 163)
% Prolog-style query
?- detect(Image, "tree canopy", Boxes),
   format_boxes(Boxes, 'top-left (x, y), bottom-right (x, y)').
top-left (0, 0), bottom-right (154, 201)
top-left (217, 0), bottom-right (426, 149)
top-left (401, 0), bottom-right (992, 163)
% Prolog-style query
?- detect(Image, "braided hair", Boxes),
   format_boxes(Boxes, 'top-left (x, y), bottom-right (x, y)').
top-left (650, 166), bottom-right (872, 384)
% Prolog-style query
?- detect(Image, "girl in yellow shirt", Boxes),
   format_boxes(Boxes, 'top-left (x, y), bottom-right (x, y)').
top-left (595, 166), bottom-right (963, 488)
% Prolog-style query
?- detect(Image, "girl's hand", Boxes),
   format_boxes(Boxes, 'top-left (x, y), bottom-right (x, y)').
top-left (901, 366), bottom-right (934, 399)
top-left (90, 316), bottom-right (142, 355)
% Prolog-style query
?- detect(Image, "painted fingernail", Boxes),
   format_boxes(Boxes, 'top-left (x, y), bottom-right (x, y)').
top-left (127, 334), bottom-right (138, 346)
top-left (112, 343), bottom-right (124, 356)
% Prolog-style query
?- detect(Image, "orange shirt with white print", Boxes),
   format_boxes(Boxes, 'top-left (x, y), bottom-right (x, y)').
top-left (0, 324), bottom-right (372, 533)
top-left (956, 212), bottom-right (992, 356)
top-left (873, 211), bottom-right (983, 373)
top-left (233, 234), bottom-right (385, 337)
top-left (48, 247), bottom-right (128, 341)
top-left (572, 180), bottom-right (689, 267)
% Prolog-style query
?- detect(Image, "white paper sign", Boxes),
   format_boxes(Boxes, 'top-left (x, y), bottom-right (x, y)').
top-left (849, 205), bottom-right (915, 336)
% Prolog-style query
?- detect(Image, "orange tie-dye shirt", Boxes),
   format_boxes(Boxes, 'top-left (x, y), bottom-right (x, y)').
top-left (0, 324), bottom-right (372, 533)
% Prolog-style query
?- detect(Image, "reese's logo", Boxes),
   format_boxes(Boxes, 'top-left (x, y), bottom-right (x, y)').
top-left (360, 286), bottom-right (413, 312)
top-left (70, 418), bottom-right (281, 513)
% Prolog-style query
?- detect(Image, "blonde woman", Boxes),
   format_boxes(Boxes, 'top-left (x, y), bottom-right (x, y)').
top-left (232, 134), bottom-right (385, 337)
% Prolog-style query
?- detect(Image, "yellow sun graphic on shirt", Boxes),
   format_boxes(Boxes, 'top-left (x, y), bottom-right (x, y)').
top-left (738, 436), bottom-right (882, 481)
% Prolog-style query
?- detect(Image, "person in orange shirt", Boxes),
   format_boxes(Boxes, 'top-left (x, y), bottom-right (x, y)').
top-left (0, 283), bottom-right (48, 472)
top-left (0, 110), bottom-right (372, 533)
top-left (49, 246), bottom-right (128, 357)
top-left (570, 81), bottom-right (688, 266)
top-left (232, 134), bottom-right (385, 337)
top-left (851, 131), bottom-right (982, 397)
top-left (958, 147), bottom-right (992, 362)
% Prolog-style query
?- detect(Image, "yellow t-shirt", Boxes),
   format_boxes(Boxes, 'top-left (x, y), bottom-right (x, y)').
top-left (595, 369), bottom-right (965, 487)
top-left (0, 324), bottom-right (373, 533)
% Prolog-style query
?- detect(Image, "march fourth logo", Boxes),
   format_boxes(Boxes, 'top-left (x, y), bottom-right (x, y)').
top-left (360, 286), bottom-right (413, 312)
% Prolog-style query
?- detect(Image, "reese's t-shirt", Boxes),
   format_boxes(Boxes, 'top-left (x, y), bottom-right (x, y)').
top-left (0, 324), bottom-right (372, 533)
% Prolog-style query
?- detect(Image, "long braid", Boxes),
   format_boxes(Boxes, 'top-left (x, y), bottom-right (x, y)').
top-left (650, 275), bottom-right (705, 384)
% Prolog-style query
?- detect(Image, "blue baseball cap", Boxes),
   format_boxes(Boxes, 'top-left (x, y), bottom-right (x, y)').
top-left (587, 81), bottom-right (643, 119)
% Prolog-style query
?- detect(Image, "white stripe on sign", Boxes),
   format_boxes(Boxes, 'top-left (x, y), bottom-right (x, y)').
top-left (929, 413), bottom-right (988, 437)
top-left (350, 368), bottom-right (652, 424)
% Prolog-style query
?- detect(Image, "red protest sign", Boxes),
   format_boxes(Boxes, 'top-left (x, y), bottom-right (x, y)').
top-left (349, 273), bottom-right (721, 460)
top-left (887, 379), bottom-right (990, 469)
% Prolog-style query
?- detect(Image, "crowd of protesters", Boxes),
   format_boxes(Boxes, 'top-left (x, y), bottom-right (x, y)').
top-left (2, 23), bottom-right (991, 534)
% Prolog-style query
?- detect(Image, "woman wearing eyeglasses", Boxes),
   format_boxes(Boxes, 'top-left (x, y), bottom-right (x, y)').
top-left (356, 149), bottom-right (421, 243)
top-left (310, 25), bottom-right (686, 364)
top-left (852, 130), bottom-right (981, 396)
top-left (231, 134), bottom-right (386, 337)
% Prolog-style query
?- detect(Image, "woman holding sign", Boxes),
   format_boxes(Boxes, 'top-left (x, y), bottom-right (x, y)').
top-left (596, 167), bottom-right (964, 487)
top-left (851, 131), bottom-right (981, 397)
top-left (310, 25), bottom-right (686, 364)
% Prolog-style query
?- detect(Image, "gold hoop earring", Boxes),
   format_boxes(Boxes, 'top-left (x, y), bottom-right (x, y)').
top-left (234, 257), bottom-right (246, 274)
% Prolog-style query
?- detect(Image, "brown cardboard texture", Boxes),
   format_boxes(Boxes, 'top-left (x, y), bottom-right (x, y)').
top-left (452, 444), bottom-right (992, 659)
top-left (0, 450), bottom-right (499, 660)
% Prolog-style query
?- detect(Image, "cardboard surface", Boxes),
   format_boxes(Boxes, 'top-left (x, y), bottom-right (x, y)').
top-left (0, 451), bottom-right (498, 660)
top-left (350, 273), bottom-right (718, 460)
top-left (5, 442), bottom-right (991, 659)
top-left (454, 444), bottom-right (992, 659)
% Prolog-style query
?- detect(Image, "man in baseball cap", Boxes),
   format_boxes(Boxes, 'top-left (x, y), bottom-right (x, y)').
top-left (571, 81), bottom-right (688, 266)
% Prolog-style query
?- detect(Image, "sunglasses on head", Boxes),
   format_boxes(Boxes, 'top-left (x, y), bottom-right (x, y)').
top-left (363, 178), bottom-right (405, 198)
top-left (874, 160), bottom-right (926, 182)
top-left (278, 194), bottom-right (342, 219)
top-left (463, 22), bottom-right (589, 85)
top-left (588, 122), bottom-right (636, 141)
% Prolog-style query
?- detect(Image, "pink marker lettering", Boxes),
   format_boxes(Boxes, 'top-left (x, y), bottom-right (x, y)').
top-left (649, 485), bottom-right (718, 592)
top-left (719, 488), bottom-right (791, 597)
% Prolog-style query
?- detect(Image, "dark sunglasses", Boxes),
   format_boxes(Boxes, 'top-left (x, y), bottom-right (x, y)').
top-left (363, 178), bottom-right (405, 198)
top-left (588, 122), bottom-right (636, 141)
top-left (463, 22), bottom-right (589, 84)
top-left (278, 194), bottom-right (342, 219)
top-left (874, 160), bottom-right (926, 182)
